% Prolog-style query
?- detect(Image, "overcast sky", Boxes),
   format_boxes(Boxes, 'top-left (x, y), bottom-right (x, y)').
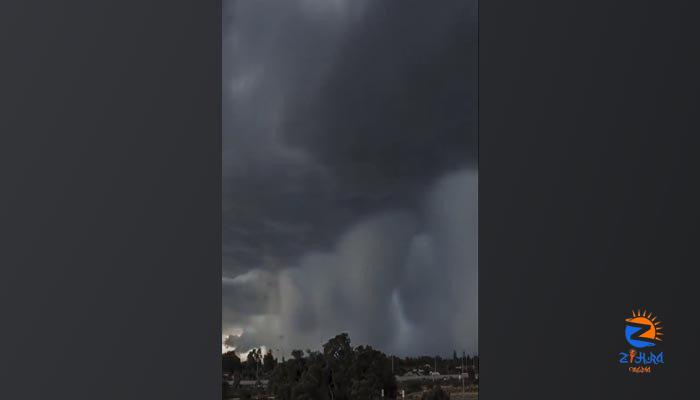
top-left (223, 0), bottom-right (477, 357)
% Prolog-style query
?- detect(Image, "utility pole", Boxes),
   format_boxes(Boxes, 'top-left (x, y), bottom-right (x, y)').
top-left (461, 360), bottom-right (465, 393)
top-left (463, 350), bottom-right (466, 393)
top-left (434, 356), bottom-right (437, 381)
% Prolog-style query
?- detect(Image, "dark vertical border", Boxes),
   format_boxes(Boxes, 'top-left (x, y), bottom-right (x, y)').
top-left (0, 1), bottom-right (221, 399)
top-left (480, 0), bottom-right (699, 399)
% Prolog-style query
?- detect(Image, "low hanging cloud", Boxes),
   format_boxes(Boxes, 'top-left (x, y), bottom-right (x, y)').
top-left (223, 0), bottom-right (477, 356)
top-left (223, 171), bottom-right (477, 356)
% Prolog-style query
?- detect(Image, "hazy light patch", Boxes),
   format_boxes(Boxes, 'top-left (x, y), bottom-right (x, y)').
top-left (300, 0), bottom-right (368, 22)
top-left (230, 67), bottom-right (263, 97)
top-left (222, 329), bottom-right (244, 353)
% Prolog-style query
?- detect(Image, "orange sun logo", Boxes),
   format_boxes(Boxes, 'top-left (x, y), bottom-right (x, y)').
top-left (624, 309), bottom-right (663, 348)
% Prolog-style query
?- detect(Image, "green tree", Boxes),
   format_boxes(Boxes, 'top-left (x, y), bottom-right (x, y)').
top-left (323, 333), bottom-right (354, 400)
top-left (268, 333), bottom-right (397, 400)
top-left (270, 349), bottom-right (306, 400)
top-left (350, 345), bottom-right (397, 399)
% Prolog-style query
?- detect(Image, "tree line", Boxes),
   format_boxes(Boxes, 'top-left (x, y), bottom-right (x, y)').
top-left (222, 333), bottom-right (478, 400)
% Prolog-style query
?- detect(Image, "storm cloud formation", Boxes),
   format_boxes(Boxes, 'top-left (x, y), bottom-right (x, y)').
top-left (223, 0), bottom-right (477, 357)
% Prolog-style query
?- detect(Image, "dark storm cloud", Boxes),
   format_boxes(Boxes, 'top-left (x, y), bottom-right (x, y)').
top-left (223, 0), bottom-right (355, 277)
top-left (223, 0), bottom-right (477, 356)
top-left (285, 0), bottom-right (477, 182)
top-left (224, 0), bottom-right (476, 275)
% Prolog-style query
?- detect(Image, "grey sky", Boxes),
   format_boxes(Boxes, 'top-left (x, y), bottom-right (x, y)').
top-left (223, 0), bottom-right (477, 357)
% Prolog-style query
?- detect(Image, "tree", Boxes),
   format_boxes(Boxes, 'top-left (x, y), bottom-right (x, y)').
top-left (292, 349), bottom-right (304, 360)
top-left (350, 345), bottom-right (397, 399)
top-left (323, 333), bottom-right (354, 400)
top-left (323, 333), bottom-right (353, 361)
top-left (244, 348), bottom-right (263, 380)
top-left (268, 333), bottom-right (397, 400)
top-left (222, 351), bottom-right (242, 374)
top-left (263, 349), bottom-right (278, 373)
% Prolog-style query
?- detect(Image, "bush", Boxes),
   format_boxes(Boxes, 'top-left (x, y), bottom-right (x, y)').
top-left (222, 382), bottom-right (230, 399)
top-left (404, 380), bottom-right (423, 394)
top-left (237, 388), bottom-right (252, 400)
top-left (421, 386), bottom-right (450, 400)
